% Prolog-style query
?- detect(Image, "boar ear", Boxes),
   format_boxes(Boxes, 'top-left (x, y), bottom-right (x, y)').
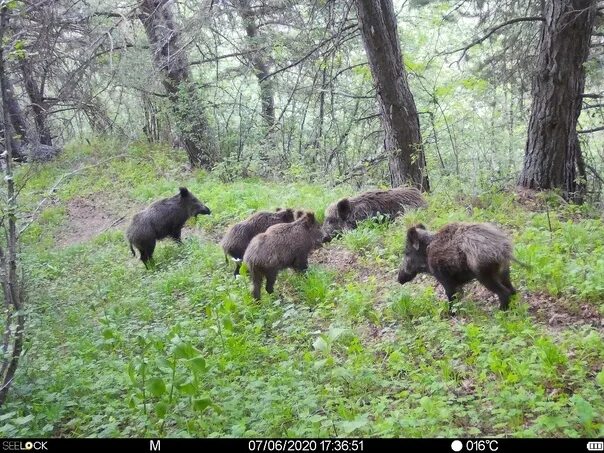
top-left (305, 212), bottom-right (316, 224)
top-left (407, 227), bottom-right (420, 250)
top-left (179, 187), bottom-right (190, 198)
top-left (416, 223), bottom-right (426, 230)
top-left (295, 210), bottom-right (304, 219)
top-left (337, 198), bottom-right (351, 219)
top-left (276, 207), bottom-right (283, 212)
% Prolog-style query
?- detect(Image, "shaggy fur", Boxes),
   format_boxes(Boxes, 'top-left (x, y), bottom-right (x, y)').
top-left (322, 187), bottom-right (427, 242)
top-left (126, 187), bottom-right (211, 268)
top-left (220, 208), bottom-right (295, 275)
top-left (398, 222), bottom-right (516, 311)
top-left (243, 212), bottom-right (323, 300)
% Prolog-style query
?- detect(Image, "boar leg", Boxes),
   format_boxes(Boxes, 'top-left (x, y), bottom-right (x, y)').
top-left (478, 274), bottom-right (512, 311)
top-left (265, 269), bottom-right (278, 294)
top-left (233, 261), bottom-right (241, 276)
top-left (251, 267), bottom-right (264, 300)
top-left (139, 240), bottom-right (156, 269)
top-left (439, 277), bottom-right (462, 314)
top-left (170, 230), bottom-right (183, 244)
top-left (292, 256), bottom-right (309, 273)
top-left (500, 267), bottom-right (517, 295)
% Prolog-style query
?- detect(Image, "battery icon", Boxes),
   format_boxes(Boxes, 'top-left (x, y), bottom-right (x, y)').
top-left (587, 442), bottom-right (604, 451)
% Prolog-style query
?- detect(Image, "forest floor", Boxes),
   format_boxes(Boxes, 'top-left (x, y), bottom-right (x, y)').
top-left (1, 141), bottom-right (603, 437)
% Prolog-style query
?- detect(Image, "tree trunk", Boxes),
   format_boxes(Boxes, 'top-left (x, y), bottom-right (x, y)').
top-left (518, 0), bottom-right (596, 203)
top-left (140, 0), bottom-right (216, 168)
top-left (236, 0), bottom-right (275, 130)
top-left (20, 58), bottom-right (52, 147)
top-left (355, 0), bottom-right (429, 190)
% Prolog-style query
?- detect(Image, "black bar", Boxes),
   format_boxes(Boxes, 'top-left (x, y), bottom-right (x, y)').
top-left (0, 438), bottom-right (602, 453)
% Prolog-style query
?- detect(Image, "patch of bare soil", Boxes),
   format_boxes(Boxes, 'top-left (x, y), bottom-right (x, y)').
top-left (524, 291), bottom-right (603, 331)
top-left (57, 195), bottom-right (128, 247)
top-left (310, 245), bottom-right (398, 285)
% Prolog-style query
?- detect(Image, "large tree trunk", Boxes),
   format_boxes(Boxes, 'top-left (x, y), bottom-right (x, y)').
top-left (236, 0), bottom-right (275, 130)
top-left (518, 0), bottom-right (596, 203)
top-left (355, 0), bottom-right (429, 190)
top-left (20, 58), bottom-right (52, 147)
top-left (140, 0), bottom-right (216, 168)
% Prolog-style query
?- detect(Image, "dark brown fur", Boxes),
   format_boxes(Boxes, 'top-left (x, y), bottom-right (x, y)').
top-left (126, 187), bottom-right (211, 268)
top-left (398, 222), bottom-right (516, 312)
top-left (243, 212), bottom-right (323, 300)
top-left (322, 187), bottom-right (427, 242)
top-left (220, 208), bottom-right (295, 275)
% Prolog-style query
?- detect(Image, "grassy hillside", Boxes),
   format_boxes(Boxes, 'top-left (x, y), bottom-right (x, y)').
top-left (1, 141), bottom-right (603, 437)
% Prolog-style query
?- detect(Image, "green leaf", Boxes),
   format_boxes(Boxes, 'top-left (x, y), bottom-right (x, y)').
top-left (338, 417), bottom-right (368, 434)
top-left (178, 381), bottom-right (197, 396)
top-left (102, 328), bottom-right (115, 339)
top-left (188, 356), bottom-right (206, 374)
top-left (223, 317), bottom-right (234, 332)
top-left (193, 397), bottom-right (213, 412)
top-left (147, 377), bottom-right (166, 397)
top-left (174, 342), bottom-right (202, 360)
top-left (13, 415), bottom-right (34, 426)
top-left (155, 401), bottom-right (169, 419)
top-left (313, 336), bottom-right (329, 354)
top-left (0, 412), bottom-right (15, 422)
top-left (596, 369), bottom-right (604, 388)
top-left (127, 363), bottom-right (136, 385)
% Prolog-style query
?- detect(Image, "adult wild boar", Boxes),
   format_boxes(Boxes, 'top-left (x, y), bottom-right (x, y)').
top-left (220, 208), bottom-right (295, 275)
top-left (397, 222), bottom-right (518, 312)
top-left (322, 187), bottom-right (427, 242)
top-left (127, 187), bottom-right (211, 268)
top-left (243, 211), bottom-right (323, 300)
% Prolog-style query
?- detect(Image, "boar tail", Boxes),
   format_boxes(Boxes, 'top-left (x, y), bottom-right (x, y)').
top-left (129, 242), bottom-right (136, 257)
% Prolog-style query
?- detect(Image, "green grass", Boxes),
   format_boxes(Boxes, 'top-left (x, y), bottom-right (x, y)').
top-left (2, 140), bottom-right (603, 437)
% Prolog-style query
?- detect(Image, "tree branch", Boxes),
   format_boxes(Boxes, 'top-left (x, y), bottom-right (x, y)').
top-left (577, 126), bottom-right (604, 134)
top-left (444, 16), bottom-right (545, 61)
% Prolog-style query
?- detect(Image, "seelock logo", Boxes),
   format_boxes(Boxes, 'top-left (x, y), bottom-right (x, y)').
top-left (2, 441), bottom-right (48, 451)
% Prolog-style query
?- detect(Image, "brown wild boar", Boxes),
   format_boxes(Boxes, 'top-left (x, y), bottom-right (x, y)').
top-left (243, 211), bottom-right (323, 300)
top-left (322, 187), bottom-right (427, 242)
top-left (127, 187), bottom-right (211, 268)
top-left (220, 208), bottom-right (295, 275)
top-left (397, 222), bottom-right (517, 312)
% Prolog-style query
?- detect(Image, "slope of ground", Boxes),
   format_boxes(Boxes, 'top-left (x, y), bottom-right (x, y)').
top-left (2, 141), bottom-right (603, 438)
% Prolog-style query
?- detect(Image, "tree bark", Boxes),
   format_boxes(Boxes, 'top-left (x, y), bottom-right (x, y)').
top-left (236, 0), bottom-right (275, 130)
top-left (518, 0), bottom-right (596, 203)
top-left (140, 0), bottom-right (216, 168)
top-left (355, 0), bottom-right (429, 190)
top-left (20, 58), bottom-right (52, 147)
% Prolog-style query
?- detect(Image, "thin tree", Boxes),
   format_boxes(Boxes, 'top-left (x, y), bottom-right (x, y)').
top-left (235, 0), bottom-right (275, 130)
top-left (0, 0), bottom-right (26, 407)
top-left (140, 0), bottom-right (217, 168)
top-left (355, 0), bottom-right (429, 190)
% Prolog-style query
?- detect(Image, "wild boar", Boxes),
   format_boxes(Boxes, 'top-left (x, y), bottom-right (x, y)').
top-left (397, 222), bottom-right (517, 311)
top-left (127, 187), bottom-right (211, 268)
top-left (322, 187), bottom-right (427, 242)
top-left (220, 208), bottom-right (295, 275)
top-left (243, 211), bottom-right (323, 300)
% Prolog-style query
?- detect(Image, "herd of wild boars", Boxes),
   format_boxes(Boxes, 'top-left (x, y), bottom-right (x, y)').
top-left (126, 186), bottom-right (520, 311)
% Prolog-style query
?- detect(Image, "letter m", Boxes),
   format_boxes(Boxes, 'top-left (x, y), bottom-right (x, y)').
top-left (150, 440), bottom-right (160, 451)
